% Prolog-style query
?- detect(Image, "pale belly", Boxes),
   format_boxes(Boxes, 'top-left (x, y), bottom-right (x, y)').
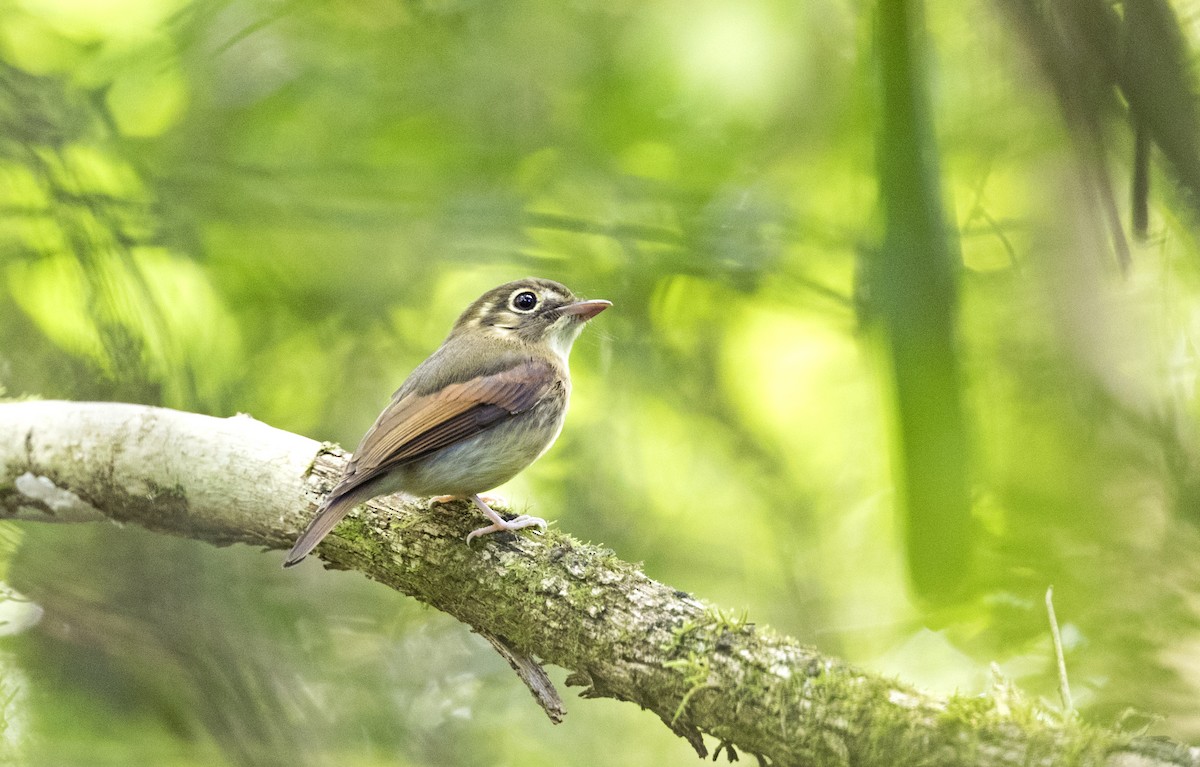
top-left (384, 394), bottom-right (568, 498)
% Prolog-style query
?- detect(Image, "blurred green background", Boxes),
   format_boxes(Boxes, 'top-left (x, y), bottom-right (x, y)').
top-left (3, 0), bottom-right (1200, 764)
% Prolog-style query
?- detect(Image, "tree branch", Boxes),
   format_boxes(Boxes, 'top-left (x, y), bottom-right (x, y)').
top-left (0, 401), bottom-right (1195, 766)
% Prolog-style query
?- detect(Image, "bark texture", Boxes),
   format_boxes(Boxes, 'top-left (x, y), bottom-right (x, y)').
top-left (0, 400), bottom-right (1196, 767)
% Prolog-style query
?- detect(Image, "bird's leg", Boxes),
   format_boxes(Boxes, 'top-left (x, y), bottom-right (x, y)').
top-left (465, 494), bottom-right (547, 543)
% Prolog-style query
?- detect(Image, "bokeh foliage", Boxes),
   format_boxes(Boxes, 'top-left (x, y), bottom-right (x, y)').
top-left (3, 0), bottom-right (1200, 764)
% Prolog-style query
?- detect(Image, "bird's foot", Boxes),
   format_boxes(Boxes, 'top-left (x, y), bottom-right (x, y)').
top-left (465, 515), bottom-right (548, 543)
top-left (466, 494), bottom-right (546, 543)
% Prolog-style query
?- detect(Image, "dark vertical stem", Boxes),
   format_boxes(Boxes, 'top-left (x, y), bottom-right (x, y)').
top-left (1132, 120), bottom-right (1151, 240)
top-left (1122, 0), bottom-right (1200, 216)
top-left (871, 0), bottom-right (971, 600)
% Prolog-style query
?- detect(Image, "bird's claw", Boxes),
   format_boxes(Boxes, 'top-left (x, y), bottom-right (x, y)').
top-left (465, 514), bottom-right (548, 544)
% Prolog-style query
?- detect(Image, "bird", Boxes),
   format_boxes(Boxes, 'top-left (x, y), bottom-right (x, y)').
top-left (284, 277), bottom-right (610, 567)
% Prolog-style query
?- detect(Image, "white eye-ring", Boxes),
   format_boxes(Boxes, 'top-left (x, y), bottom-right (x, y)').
top-left (509, 290), bottom-right (540, 313)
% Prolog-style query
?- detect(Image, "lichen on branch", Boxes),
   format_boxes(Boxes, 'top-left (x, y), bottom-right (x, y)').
top-left (0, 401), bottom-right (1192, 767)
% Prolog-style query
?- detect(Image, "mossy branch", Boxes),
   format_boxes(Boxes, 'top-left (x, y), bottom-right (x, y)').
top-left (0, 401), bottom-right (1196, 767)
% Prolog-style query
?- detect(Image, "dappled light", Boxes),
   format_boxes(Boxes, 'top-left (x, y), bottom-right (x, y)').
top-left (3, 0), bottom-right (1200, 763)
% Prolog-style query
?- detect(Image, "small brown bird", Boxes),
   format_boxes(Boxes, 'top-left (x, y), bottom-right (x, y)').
top-left (284, 277), bottom-right (610, 567)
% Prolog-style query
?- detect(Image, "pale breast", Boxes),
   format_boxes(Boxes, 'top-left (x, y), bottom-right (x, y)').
top-left (395, 381), bottom-right (570, 497)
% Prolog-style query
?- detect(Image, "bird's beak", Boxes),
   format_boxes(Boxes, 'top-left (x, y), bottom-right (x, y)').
top-left (559, 299), bottom-right (612, 321)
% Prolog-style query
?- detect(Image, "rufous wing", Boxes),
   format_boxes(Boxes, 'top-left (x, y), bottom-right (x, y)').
top-left (334, 356), bottom-right (558, 497)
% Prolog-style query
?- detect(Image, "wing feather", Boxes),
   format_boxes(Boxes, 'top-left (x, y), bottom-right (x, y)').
top-left (332, 356), bottom-right (557, 497)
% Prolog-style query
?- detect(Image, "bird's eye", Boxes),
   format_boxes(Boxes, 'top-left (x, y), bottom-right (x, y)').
top-left (510, 290), bottom-right (539, 312)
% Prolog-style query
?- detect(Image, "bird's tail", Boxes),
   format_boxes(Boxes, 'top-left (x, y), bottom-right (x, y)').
top-left (283, 487), bottom-right (371, 568)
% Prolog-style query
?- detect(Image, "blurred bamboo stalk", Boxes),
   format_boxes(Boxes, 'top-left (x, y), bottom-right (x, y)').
top-left (870, 0), bottom-right (973, 600)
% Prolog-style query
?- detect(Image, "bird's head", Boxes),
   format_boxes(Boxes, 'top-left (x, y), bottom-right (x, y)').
top-left (453, 278), bottom-right (610, 360)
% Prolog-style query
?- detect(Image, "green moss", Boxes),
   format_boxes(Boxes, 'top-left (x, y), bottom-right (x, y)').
top-left (664, 651), bottom-right (714, 724)
top-left (302, 441), bottom-right (339, 476)
top-left (665, 618), bottom-right (701, 654)
top-left (664, 604), bottom-right (759, 661)
top-left (703, 606), bottom-right (750, 633)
